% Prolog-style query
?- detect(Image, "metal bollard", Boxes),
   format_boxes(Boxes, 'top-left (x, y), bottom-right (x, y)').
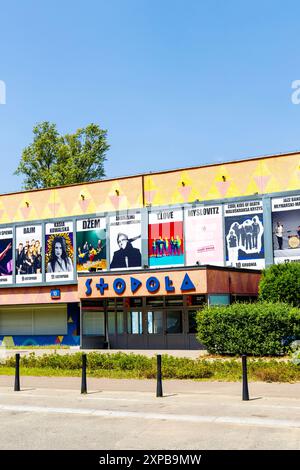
top-left (14, 353), bottom-right (20, 392)
top-left (81, 353), bottom-right (87, 394)
top-left (242, 354), bottom-right (249, 401)
top-left (156, 354), bottom-right (163, 397)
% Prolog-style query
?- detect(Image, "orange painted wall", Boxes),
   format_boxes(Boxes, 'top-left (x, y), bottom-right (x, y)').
top-left (0, 285), bottom-right (79, 305)
top-left (1, 152), bottom-right (299, 224)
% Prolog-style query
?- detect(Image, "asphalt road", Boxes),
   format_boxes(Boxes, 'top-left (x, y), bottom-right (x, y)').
top-left (0, 376), bottom-right (300, 450)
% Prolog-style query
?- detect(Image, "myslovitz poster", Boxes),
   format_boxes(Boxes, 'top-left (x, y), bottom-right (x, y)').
top-left (148, 209), bottom-right (184, 267)
top-left (45, 221), bottom-right (74, 282)
top-left (76, 217), bottom-right (107, 272)
top-left (109, 213), bottom-right (142, 270)
top-left (224, 200), bottom-right (265, 269)
top-left (272, 194), bottom-right (300, 264)
top-left (185, 205), bottom-right (224, 266)
top-left (15, 225), bottom-right (42, 284)
top-left (0, 227), bottom-right (13, 285)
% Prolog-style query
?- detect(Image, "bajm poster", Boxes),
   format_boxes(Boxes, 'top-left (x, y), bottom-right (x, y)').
top-left (224, 200), bottom-right (265, 269)
top-left (76, 217), bottom-right (107, 272)
top-left (45, 221), bottom-right (74, 282)
top-left (109, 213), bottom-right (142, 270)
top-left (0, 227), bottom-right (13, 285)
top-left (148, 209), bottom-right (184, 267)
top-left (15, 225), bottom-right (42, 284)
top-left (185, 205), bottom-right (224, 266)
top-left (272, 195), bottom-right (300, 264)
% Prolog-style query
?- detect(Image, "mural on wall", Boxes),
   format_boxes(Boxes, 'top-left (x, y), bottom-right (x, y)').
top-left (76, 217), bottom-right (107, 272)
top-left (109, 213), bottom-right (142, 270)
top-left (0, 227), bottom-right (13, 284)
top-left (148, 209), bottom-right (184, 267)
top-left (185, 205), bottom-right (224, 266)
top-left (45, 221), bottom-right (74, 282)
top-left (15, 225), bottom-right (42, 284)
top-left (224, 200), bottom-right (265, 269)
top-left (272, 195), bottom-right (300, 264)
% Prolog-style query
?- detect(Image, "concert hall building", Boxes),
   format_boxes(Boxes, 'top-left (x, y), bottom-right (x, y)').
top-left (0, 151), bottom-right (299, 349)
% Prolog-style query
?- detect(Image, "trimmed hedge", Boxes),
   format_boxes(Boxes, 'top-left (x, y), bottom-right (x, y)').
top-left (196, 301), bottom-right (300, 355)
top-left (259, 263), bottom-right (300, 307)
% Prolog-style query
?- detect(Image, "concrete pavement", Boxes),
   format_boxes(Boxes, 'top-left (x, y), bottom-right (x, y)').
top-left (0, 376), bottom-right (300, 449)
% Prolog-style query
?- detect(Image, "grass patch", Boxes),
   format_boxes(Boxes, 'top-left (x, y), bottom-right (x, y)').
top-left (1, 352), bottom-right (300, 382)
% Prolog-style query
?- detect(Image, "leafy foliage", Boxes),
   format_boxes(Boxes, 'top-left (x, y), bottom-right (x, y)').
top-left (196, 302), bottom-right (300, 355)
top-left (259, 263), bottom-right (300, 307)
top-left (15, 122), bottom-right (109, 189)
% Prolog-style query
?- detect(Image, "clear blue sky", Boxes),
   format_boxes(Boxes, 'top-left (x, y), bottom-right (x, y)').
top-left (1, 0), bottom-right (300, 193)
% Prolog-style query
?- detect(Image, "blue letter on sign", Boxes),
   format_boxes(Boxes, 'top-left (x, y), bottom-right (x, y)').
top-left (180, 273), bottom-right (196, 292)
top-left (96, 278), bottom-right (108, 295)
top-left (113, 278), bottom-right (126, 295)
top-left (165, 276), bottom-right (175, 293)
top-left (146, 276), bottom-right (160, 293)
top-left (130, 277), bottom-right (142, 294)
top-left (85, 279), bottom-right (92, 296)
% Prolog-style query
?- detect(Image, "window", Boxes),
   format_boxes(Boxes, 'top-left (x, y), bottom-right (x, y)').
top-left (83, 311), bottom-right (104, 336)
top-left (117, 311), bottom-right (124, 334)
top-left (147, 311), bottom-right (163, 334)
top-left (166, 311), bottom-right (182, 334)
top-left (165, 296), bottom-right (183, 307)
top-left (127, 311), bottom-right (143, 334)
top-left (108, 311), bottom-right (115, 334)
top-left (130, 298), bottom-right (143, 307)
top-left (188, 311), bottom-right (197, 334)
top-left (146, 296), bottom-right (164, 307)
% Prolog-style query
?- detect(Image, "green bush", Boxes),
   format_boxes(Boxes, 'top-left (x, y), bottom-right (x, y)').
top-left (196, 302), bottom-right (300, 355)
top-left (259, 263), bottom-right (300, 307)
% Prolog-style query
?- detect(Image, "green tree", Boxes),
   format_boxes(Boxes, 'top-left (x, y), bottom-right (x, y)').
top-left (259, 263), bottom-right (300, 307)
top-left (15, 122), bottom-right (109, 189)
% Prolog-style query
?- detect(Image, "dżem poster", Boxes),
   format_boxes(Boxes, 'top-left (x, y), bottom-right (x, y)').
top-left (224, 200), bottom-right (265, 269)
top-left (76, 217), bottom-right (107, 272)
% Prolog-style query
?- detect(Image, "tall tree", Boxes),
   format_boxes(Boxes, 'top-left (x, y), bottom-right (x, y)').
top-left (15, 122), bottom-right (109, 189)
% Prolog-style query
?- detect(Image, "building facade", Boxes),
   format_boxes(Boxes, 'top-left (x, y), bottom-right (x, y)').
top-left (0, 151), bottom-right (299, 349)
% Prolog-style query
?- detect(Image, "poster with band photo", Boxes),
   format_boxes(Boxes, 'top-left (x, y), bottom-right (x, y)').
top-left (272, 195), bottom-right (300, 264)
top-left (224, 200), bottom-right (265, 269)
top-left (45, 221), bottom-right (74, 282)
top-left (0, 227), bottom-right (13, 285)
top-left (148, 209), bottom-right (184, 267)
top-left (109, 213), bottom-right (142, 270)
top-left (185, 205), bottom-right (224, 266)
top-left (76, 217), bottom-right (107, 272)
top-left (15, 225), bottom-right (42, 284)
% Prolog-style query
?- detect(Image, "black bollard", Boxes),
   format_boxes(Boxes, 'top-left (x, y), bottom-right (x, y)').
top-left (156, 354), bottom-right (163, 397)
top-left (81, 353), bottom-right (87, 394)
top-left (14, 353), bottom-right (20, 392)
top-left (242, 354), bottom-right (249, 401)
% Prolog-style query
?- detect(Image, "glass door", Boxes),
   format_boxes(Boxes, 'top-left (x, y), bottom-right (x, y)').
top-left (146, 310), bottom-right (166, 349)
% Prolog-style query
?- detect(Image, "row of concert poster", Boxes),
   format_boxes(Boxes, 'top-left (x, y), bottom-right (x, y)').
top-left (1, 196), bottom-right (300, 284)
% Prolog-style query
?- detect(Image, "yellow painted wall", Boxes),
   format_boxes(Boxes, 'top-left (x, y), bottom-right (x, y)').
top-left (0, 152), bottom-right (299, 224)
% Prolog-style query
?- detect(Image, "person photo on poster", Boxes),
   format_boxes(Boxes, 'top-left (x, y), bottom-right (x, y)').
top-left (47, 236), bottom-right (73, 273)
top-left (0, 241), bottom-right (12, 276)
top-left (226, 215), bottom-right (264, 265)
top-left (15, 239), bottom-right (42, 275)
top-left (110, 233), bottom-right (142, 269)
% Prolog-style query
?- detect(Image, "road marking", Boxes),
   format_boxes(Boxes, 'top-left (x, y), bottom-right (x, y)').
top-left (0, 403), bottom-right (300, 428)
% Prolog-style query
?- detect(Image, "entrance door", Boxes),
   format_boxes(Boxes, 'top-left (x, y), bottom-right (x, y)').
top-left (146, 310), bottom-right (166, 349)
top-left (126, 310), bottom-right (147, 348)
top-left (165, 310), bottom-right (186, 349)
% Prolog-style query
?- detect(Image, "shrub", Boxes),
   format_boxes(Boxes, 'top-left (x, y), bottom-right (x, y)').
top-left (259, 263), bottom-right (300, 307)
top-left (196, 302), bottom-right (300, 355)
